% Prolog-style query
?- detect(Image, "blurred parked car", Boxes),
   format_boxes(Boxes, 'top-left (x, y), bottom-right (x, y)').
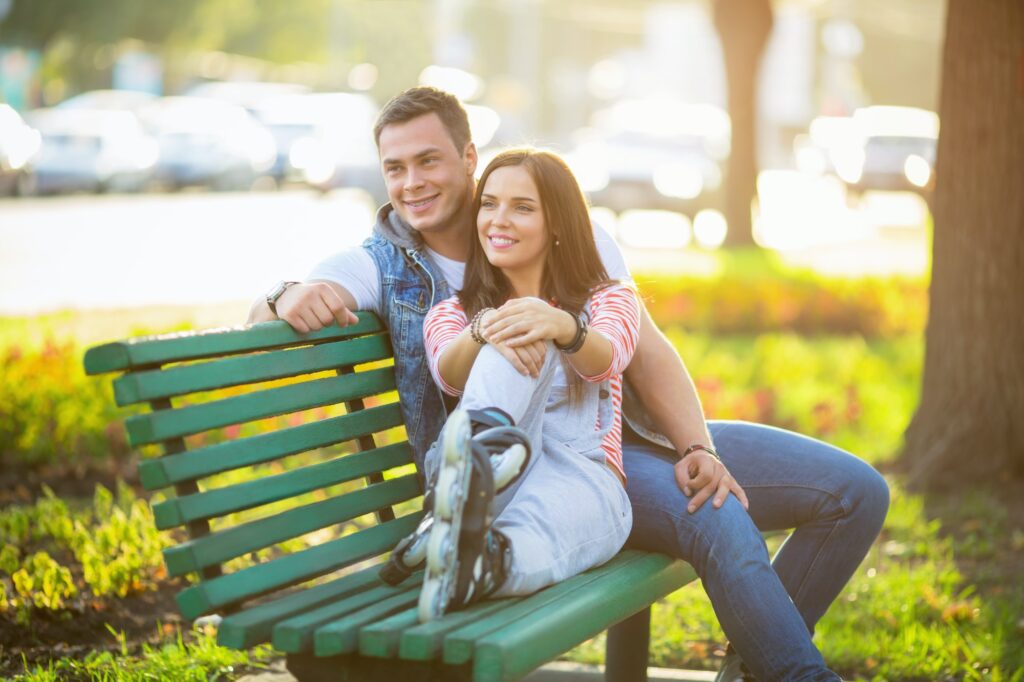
top-left (0, 104), bottom-right (41, 196)
top-left (796, 107), bottom-right (938, 197)
top-left (185, 81), bottom-right (311, 114)
top-left (56, 89), bottom-right (158, 113)
top-left (275, 93), bottom-right (385, 203)
top-left (566, 98), bottom-right (730, 218)
top-left (140, 96), bottom-right (276, 191)
top-left (20, 109), bottom-right (157, 195)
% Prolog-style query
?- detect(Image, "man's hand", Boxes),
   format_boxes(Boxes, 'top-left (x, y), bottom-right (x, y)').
top-left (674, 453), bottom-right (749, 514)
top-left (274, 282), bottom-right (359, 333)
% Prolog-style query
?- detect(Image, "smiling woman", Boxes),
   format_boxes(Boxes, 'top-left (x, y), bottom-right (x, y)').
top-left (381, 147), bottom-right (641, 622)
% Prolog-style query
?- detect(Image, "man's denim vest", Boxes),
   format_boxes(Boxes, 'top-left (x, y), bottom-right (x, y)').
top-left (363, 233), bottom-right (451, 472)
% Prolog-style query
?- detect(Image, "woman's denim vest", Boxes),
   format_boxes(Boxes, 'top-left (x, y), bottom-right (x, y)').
top-left (363, 233), bottom-right (451, 472)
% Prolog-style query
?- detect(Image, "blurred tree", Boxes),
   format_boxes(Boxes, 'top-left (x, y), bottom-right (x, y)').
top-left (0, 0), bottom-right (203, 50)
top-left (713, 0), bottom-right (773, 248)
top-left (901, 0), bottom-right (1024, 489)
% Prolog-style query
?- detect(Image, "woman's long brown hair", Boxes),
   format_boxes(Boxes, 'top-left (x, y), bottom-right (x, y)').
top-left (460, 148), bottom-right (612, 319)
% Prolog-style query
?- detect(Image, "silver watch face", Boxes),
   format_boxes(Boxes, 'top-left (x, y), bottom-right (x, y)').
top-left (267, 281), bottom-right (288, 302)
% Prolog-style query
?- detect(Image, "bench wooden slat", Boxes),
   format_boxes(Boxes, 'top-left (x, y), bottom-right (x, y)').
top-left (358, 608), bottom-right (421, 658)
top-left (84, 315), bottom-right (384, 374)
top-left (163, 475), bottom-right (421, 576)
top-left (313, 589), bottom-right (422, 657)
top-left (125, 367), bottom-right (396, 446)
top-left (217, 565), bottom-right (383, 650)
top-left (176, 512), bottom-right (423, 620)
top-left (113, 334), bottom-right (393, 406)
top-left (441, 551), bottom-right (647, 666)
top-left (274, 580), bottom-right (420, 653)
top-left (472, 554), bottom-right (697, 682)
top-left (394, 599), bottom-right (513, 661)
top-left (152, 442), bottom-right (414, 529)
top-left (137, 403), bottom-right (407, 490)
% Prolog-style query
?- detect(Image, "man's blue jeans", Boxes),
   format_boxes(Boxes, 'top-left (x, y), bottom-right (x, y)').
top-left (621, 421), bottom-right (889, 682)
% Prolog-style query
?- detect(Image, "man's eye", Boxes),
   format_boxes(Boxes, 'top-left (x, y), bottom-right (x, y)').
top-left (423, 157), bottom-right (439, 166)
top-left (385, 166), bottom-right (401, 175)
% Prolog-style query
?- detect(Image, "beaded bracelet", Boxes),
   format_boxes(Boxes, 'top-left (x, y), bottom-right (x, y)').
top-left (469, 308), bottom-right (494, 345)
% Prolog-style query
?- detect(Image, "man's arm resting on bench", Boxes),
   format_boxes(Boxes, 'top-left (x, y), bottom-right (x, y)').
top-left (247, 280), bottom-right (360, 333)
top-left (624, 305), bottom-right (748, 513)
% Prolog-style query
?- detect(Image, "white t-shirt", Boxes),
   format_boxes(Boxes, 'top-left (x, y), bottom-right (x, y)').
top-left (307, 223), bottom-right (632, 315)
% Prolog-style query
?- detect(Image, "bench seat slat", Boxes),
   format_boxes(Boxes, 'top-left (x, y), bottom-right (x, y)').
top-left (274, 580), bottom-right (420, 653)
top-left (217, 565), bottom-right (383, 650)
top-left (125, 366), bottom-right (396, 446)
top-left (163, 475), bottom-right (421, 576)
top-left (472, 554), bottom-right (697, 682)
top-left (313, 589), bottom-right (422, 657)
top-left (394, 599), bottom-right (513, 661)
top-left (441, 551), bottom-right (648, 665)
top-left (176, 512), bottom-right (423, 620)
top-left (84, 315), bottom-right (384, 374)
top-left (138, 403), bottom-right (407, 490)
top-left (152, 441), bottom-right (413, 529)
top-left (113, 334), bottom-right (392, 406)
top-left (358, 608), bottom-right (421, 658)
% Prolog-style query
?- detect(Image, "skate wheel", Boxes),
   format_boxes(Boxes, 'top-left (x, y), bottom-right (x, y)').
top-left (443, 411), bottom-right (471, 464)
top-left (434, 468), bottom-right (458, 519)
top-left (418, 578), bottom-right (446, 622)
top-left (426, 522), bottom-right (454, 568)
top-left (405, 533), bottom-right (428, 566)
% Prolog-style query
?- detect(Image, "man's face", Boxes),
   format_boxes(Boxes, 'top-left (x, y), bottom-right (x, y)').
top-left (378, 113), bottom-right (478, 235)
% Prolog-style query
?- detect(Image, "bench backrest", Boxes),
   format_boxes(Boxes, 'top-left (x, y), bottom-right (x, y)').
top-left (83, 314), bottom-right (424, 621)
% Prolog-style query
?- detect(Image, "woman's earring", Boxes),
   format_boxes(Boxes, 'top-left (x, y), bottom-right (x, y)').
top-left (554, 236), bottom-right (560, 246)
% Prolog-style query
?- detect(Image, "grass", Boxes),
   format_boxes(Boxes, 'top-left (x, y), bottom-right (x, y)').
top-left (9, 625), bottom-right (275, 682)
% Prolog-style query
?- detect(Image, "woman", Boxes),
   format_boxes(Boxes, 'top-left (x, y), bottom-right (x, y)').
top-left (383, 148), bottom-right (639, 622)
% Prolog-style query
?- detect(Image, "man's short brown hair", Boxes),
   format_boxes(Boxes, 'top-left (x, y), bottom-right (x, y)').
top-left (373, 86), bottom-right (472, 155)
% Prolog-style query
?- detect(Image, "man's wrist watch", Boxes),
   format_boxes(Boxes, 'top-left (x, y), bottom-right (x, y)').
top-left (266, 281), bottom-right (299, 316)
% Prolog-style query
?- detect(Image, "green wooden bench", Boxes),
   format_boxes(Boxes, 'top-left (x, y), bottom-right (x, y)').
top-left (83, 313), bottom-right (699, 682)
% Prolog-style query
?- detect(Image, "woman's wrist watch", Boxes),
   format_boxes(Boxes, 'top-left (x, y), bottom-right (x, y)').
top-left (266, 281), bottom-right (299, 316)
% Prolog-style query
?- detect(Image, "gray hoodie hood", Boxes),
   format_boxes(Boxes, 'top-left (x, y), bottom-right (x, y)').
top-left (372, 203), bottom-right (421, 251)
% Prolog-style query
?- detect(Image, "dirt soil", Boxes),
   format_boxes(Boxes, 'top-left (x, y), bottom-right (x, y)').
top-left (0, 577), bottom-right (187, 676)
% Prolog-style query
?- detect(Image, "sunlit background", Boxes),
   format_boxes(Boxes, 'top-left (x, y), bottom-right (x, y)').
top-left (0, 0), bottom-right (944, 312)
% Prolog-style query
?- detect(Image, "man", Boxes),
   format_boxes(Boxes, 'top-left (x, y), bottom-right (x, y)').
top-left (249, 87), bottom-right (888, 682)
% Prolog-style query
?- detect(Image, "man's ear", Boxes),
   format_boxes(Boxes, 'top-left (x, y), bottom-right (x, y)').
top-left (463, 142), bottom-right (478, 176)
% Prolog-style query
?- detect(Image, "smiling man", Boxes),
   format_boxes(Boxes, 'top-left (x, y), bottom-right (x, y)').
top-left (248, 87), bottom-right (887, 682)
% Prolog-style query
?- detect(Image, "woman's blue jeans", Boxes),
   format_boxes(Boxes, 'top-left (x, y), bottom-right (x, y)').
top-left (621, 420), bottom-right (889, 682)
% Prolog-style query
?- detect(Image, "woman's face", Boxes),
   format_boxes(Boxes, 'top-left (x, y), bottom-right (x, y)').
top-left (476, 165), bottom-right (549, 276)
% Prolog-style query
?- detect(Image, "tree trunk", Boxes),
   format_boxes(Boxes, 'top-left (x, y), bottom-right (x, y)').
top-left (901, 0), bottom-right (1024, 490)
top-left (713, 0), bottom-right (773, 248)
